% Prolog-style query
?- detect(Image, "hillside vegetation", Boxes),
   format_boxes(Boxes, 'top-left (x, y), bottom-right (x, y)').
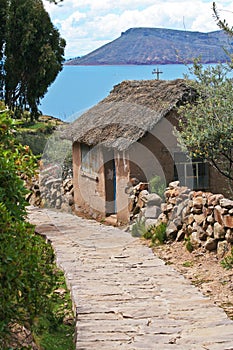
top-left (66, 28), bottom-right (233, 65)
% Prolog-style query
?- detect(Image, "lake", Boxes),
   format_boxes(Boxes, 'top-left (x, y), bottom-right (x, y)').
top-left (40, 64), bottom-right (192, 121)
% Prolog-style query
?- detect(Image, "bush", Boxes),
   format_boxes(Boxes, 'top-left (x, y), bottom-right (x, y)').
top-left (221, 248), bottom-right (233, 270)
top-left (149, 175), bottom-right (166, 200)
top-left (131, 218), bottom-right (147, 237)
top-left (143, 222), bottom-right (167, 245)
top-left (0, 109), bottom-right (73, 347)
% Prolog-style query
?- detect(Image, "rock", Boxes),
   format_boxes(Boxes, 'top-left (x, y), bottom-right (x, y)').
top-left (197, 226), bottom-right (208, 241)
top-left (187, 213), bottom-right (195, 225)
top-left (157, 213), bottom-right (168, 224)
top-left (173, 217), bottom-right (182, 230)
top-left (176, 229), bottom-right (185, 241)
top-left (223, 215), bottom-right (233, 228)
top-left (220, 198), bottom-right (233, 209)
top-left (176, 200), bottom-right (188, 217)
top-left (194, 214), bottom-right (205, 225)
top-left (145, 219), bottom-right (159, 229)
top-left (213, 222), bottom-right (225, 239)
top-left (193, 196), bottom-right (206, 209)
top-left (168, 180), bottom-right (180, 189)
top-left (144, 206), bottom-right (161, 219)
top-left (217, 240), bottom-right (229, 258)
top-left (214, 205), bottom-right (224, 225)
top-left (146, 193), bottom-right (162, 207)
top-left (190, 232), bottom-right (202, 249)
top-left (161, 203), bottom-right (173, 213)
top-left (204, 238), bottom-right (218, 251)
top-left (207, 194), bottom-right (224, 206)
top-left (207, 214), bottom-right (214, 224)
top-left (166, 221), bottom-right (178, 240)
top-left (225, 229), bottom-right (233, 243)
top-left (206, 225), bottom-right (214, 237)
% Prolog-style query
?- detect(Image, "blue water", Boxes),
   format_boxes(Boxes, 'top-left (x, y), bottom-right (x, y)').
top-left (39, 64), bottom-right (191, 121)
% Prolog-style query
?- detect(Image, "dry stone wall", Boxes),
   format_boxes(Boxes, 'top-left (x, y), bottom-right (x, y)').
top-left (26, 166), bottom-right (74, 212)
top-left (159, 181), bottom-right (233, 255)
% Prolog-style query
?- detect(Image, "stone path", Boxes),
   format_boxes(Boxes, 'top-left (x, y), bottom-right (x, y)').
top-left (28, 207), bottom-right (233, 350)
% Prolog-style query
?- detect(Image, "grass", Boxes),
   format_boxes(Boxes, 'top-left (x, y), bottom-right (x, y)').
top-left (32, 269), bottom-right (75, 350)
top-left (182, 261), bottom-right (194, 268)
top-left (143, 222), bottom-right (167, 245)
top-left (221, 248), bottom-right (233, 270)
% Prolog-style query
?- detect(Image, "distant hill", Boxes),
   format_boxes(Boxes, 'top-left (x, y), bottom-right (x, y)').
top-left (65, 27), bottom-right (233, 65)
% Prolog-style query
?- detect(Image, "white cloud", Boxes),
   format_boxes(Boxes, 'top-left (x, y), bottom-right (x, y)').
top-left (43, 0), bottom-right (233, 58)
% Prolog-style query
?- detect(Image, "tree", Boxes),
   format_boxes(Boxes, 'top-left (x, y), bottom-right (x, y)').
top-left (177, 62), bottom-right (233, 186)
top-left (1, 0), bottom-right (65, 119)
top-left (176, 3), bottom-right (233, 191)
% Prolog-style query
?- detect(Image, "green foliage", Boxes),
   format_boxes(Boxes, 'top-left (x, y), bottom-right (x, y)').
top-left (149, 175), bottom-right (166, 200)
top-left (185, 237), bottom-right (194, 253)
top-left (32, 270), bottom-right (75, 350)
top-left (177, 60), bottom-right (233, 186)
top-left (1, 0), bottom-right (65, 119)
top-left (221, 248), bottom-right (233, 270)
top-left (182, 261), bottom-right (194, 268)
top-left (143, 222), bottom-right (167, 245)
top-left (0, 109), bottom-right (74, 348)
top-left (131, 218), bottom-right (147, 237)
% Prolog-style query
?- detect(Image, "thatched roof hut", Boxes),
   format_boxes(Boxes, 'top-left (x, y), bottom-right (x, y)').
top-left (63, 79), bottom-right (195, 151)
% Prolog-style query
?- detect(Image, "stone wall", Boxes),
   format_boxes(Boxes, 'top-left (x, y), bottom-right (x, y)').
top-left (26, 166), bottom-right (74, 212)
top-left (159, 181), bottom-right (233, 255)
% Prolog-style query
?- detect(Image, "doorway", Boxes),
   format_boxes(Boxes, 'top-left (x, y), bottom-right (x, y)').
top-left (104, 150), bottom-right (116, 215)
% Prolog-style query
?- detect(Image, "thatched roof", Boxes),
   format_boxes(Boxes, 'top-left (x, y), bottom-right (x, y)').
top-left (62, 78), bottom-right (194, 151)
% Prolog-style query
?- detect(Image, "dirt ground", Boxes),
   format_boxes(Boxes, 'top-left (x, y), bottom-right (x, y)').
top-left (151, 240), bottom-right (233, 321)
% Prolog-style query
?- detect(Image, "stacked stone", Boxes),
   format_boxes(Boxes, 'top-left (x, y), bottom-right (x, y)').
top-left (162, 181), bottom-right (233, 254)
top-left (25, 173), bottom-right (42, 207)
top-left (140, 193), bottom-right (162, 228)
top-left (25, 168), bottom-right (74, 211)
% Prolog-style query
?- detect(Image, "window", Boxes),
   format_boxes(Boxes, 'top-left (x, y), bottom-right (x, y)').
top-left (81, 144), bottom-right (100, 175)
top-left (174, 152), bottom-right (209, 190)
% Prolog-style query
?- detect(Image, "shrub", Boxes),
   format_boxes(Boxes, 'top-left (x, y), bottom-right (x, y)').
top-left (143, 222), bottom-right (167, 245)
top-left (0, 109), bottom-right (72, 347)
top-left (131, 218), bottom-right (147, 237)
top-left (149, 175), bottom-right (166, 200)
top-left (221, 248), bottom-right (233, 270)
top-left (185, 237), bottom-right (194, 253)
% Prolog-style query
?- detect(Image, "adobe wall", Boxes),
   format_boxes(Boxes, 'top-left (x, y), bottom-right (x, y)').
top-left (128, 114), bottom-right (181, 186)
top-left (72, 142), bottom-right (106, 218)
top-left (114, 150), bottom-right (130, 224)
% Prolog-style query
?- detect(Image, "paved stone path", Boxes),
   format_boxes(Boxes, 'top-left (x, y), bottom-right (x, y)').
top-left (28, 207), bottom-right (233, 350)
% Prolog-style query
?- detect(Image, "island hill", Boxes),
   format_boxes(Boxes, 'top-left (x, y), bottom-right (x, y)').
top-left (66, 27), bottom-right (233, 65)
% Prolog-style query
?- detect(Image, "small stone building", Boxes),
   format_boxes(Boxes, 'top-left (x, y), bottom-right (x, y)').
top-left (63, 79), bottom-right (228, 223)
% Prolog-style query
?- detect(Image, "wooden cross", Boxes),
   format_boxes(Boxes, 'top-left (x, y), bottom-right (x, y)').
top-left (152, 67), bottom-right (163, 80)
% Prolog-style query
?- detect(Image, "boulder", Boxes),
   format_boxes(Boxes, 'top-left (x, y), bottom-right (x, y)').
top-left (144, 206), bottom-right (161, 219)
top-left (166, 221), bottom-right (178, 240)
top-left (145, 219), bottom-right (159, 229)
top-left (168, 180), bottom-right (180, 189)
top-left (146, 193), bottom-right (162, 207)
top-left (176, 229), bottom-right (185, 241)
top-left (225, 229), bottom-right (233, 243)
top-left (204, 238), bottom-right (218, 251)
top-left (190, 232), bottom-right (202, 249)
top-left (193, 214), bottom-right (205, 225)
top-left (217, 240), bottom-right (229, 258)
top-left (214, 205), bottom-right (224, 225)
top-left (220, 198), bottom-right (233, 209)
top-left (223, 215), bottom-right (233, 229)
top-left (206, 225), bottom-right (214, 237)
top-left (213, 222), bottom-right (225, 239)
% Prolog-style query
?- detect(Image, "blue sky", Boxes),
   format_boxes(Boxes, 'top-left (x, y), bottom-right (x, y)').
top-left (43, 0), bottom-right (233, 58)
